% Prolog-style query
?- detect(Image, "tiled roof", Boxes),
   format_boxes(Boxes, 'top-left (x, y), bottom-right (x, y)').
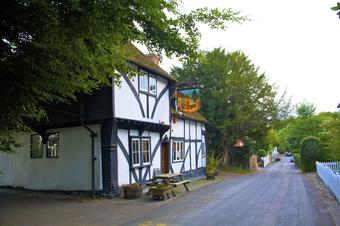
top-left (125, 43), bottom-right (177, 82)
top-left (171, 107), bottom-right (208, 124)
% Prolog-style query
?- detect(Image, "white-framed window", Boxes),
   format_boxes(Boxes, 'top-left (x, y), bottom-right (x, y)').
top-left (46, 133), bottom-right (59, 158)
top-left (149, 75), bottom-right (157, 95)
top-left (201, 143), bottom-right (206, 158)
top-left (172, 140), bottom-right (184, 161)
top-left (142, 138), bottom-right (150, 164)
top-left (131, 138), bottom-right (140, 166)
top-left (31, 134), bottom-right (43, 158)
top-left (139, 71), bottom-right (157, 95)
top-left (139, 71), bottom-right (148, 92)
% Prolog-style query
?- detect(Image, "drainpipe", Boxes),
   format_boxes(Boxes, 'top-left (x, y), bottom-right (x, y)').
top-left (79, 95), bottom-right (97, 198)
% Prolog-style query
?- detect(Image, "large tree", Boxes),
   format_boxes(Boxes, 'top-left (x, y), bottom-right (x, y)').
top-left (0, 0), bottom-right (246, 152)
top-left (172, 49), bottom-right (282, 160)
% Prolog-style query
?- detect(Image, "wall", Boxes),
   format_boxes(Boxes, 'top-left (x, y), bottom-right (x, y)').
top-left (170, 118), bottom-right (206, 175)
top-left (0, 125), bottom-right (102, 191)
top-left (114, 74), bottom-right (170, 125)
top-left (117, 129), bottom-right (161, 185)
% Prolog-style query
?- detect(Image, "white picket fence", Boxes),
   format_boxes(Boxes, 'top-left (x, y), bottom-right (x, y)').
top-left (316, 161), bottom-right (340, 203)
top-left (261, 155), bottom-right (270, 167)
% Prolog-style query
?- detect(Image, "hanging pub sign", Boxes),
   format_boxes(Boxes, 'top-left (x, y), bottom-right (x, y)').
top-left (177, 88), bottom-right (201, 113)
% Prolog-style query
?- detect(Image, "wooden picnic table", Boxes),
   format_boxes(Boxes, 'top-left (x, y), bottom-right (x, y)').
top-left (153, 173), bottom-right (190, 197)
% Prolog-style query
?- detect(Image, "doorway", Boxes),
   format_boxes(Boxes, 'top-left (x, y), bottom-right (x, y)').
top-left (161, 143), bottom-right (169, 174)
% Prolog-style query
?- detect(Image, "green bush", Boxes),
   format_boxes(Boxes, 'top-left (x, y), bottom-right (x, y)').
top-left (300, 136), bottom-right (325, 172)
top-left (292, 149), bottom-right (299, 154)
top-left (257, 149), bottom-right (267, 158)
top-left (293, 153), bottom-right (301, 168)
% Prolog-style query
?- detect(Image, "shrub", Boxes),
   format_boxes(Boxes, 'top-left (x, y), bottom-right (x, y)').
top-left (257, 149), bottom-right (267, 158)
top-left (293, 153), bottom-right (301, 168)
top-left (299, 136), bottom-right (325, 172)
top-left (292, 149), bottom-right (299, 154)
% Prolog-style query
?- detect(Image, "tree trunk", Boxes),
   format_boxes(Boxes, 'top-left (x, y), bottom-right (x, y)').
top-left (223, 144), bottom-right (230, 164)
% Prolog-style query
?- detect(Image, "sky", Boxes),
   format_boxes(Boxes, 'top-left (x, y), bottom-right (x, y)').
top-left (159, 0), bottom-right (340, 113)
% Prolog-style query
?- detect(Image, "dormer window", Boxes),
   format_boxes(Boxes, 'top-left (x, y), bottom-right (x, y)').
top-left (138, 70), bottom-right (157, 95)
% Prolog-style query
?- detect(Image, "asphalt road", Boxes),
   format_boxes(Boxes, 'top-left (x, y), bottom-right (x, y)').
top-left (126, 157), bottom-right (335, 226)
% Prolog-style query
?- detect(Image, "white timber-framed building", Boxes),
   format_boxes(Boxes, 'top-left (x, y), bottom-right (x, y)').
top-left (0, 44), bottom-right (208, 194)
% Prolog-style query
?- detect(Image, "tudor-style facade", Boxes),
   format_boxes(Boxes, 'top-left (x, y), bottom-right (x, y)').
top-left (0, 44), bottom-right (207, 194)
top-left (167, 107), bottom-right (208, 177)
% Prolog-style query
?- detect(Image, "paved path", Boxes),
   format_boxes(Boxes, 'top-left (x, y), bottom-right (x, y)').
top-left (126, 157), bottom-right (334, 226)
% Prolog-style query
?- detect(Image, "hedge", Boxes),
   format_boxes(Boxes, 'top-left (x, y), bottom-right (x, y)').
top-left (299, 136), bottom-right (325, 172)
top-left (293, 153), bottom-right (301, 168)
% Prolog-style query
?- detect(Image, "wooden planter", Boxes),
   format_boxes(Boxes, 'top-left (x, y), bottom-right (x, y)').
top-left (123, 184), bottom-right (143, 199)
top-left (206, 171), bottom-right (216, 180)
top-left (149, 186), bottom-right (172, 200)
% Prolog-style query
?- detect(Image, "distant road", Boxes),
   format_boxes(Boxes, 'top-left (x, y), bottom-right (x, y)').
top-left (126, 157), bottom-right (334, 226)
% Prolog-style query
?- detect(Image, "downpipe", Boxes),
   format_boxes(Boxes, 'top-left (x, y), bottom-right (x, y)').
top-left (82, 124), bottom-right (97, 198)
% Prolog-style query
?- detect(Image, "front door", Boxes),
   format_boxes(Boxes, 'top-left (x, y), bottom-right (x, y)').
top-left (161, 143), bottom-right (169, 174)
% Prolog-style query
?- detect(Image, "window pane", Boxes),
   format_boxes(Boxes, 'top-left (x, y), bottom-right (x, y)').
top-left (47, 133), bottom-right (59, 158)
top-left (173, 141), bottom-right (177, 161)
top-left (180, 142), bottom-right (184, 159)
top-left (149, 76), bottom-right (156, 95)
top-left (202, 143), bottom-right (206, 157)
top-left (139, 72), bottom-right (148, 92)
top-left (31, 134), bottom-right (43, 158)
top-left (132, 139), bottom-right (140, 165)
top-left (142, 139), bottom-right (150, 163)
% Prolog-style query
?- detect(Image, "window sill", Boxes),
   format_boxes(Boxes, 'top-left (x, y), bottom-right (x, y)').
top-left (139, 90), bottom-right (157, 97)
top-left (130, 163), bottom-right (152, 169)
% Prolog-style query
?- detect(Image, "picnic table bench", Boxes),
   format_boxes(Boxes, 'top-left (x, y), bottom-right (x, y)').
top-left (152, 172), bottom-right (191, 197)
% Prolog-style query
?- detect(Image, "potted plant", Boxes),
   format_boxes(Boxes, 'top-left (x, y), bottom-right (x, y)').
top-left (206, 152), bottom-right (221, 180)
top-left (123, 183), bottom-right (143, 199)
top-left (149, 184), bottom-right (172, 200)
top-left (206, 169), bottom-right (216, 180)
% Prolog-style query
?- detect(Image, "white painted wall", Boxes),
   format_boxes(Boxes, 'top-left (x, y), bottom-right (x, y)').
top-left (117, 129), bottom-right (161, 185)
top-left (114, 75), bottom-right (170, 125)
top-left (169, 118), bottom-right (206, 174)
top-left (0, 125), bottom-right (102, 191)
top-left (171, 118), bottom-right (184, 138)
top-left (117, 129), bottom-right (130, 185)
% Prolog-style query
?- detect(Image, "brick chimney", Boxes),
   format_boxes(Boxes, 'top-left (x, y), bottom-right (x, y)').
top-left (146, 53), bottom-right (160, 65)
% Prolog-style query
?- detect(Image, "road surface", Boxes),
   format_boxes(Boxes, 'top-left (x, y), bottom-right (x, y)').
top-left (126, 157), bottom-right (334, 226)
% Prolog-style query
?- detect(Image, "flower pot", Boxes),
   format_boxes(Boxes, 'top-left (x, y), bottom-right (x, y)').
top-left (206, 171), bottom-right (216, 180)
top-left (149, 186), bottom-right (172, 200)
top-left (123, 184), bottom-right (143, 199)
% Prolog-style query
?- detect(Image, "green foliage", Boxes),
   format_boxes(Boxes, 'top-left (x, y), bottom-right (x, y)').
top-left (319, 113), bottom-right (340, 161)
top-left (0, 129), bottom-right (22, 153)
top-left (292, 149), bottom-right (299, 154)
top-left (296, 102), bottom-right (316, 118)
top-left (300, 136), bottom-right (326, 172)
top-left (331, 3), bottom-right (340, 18)
top-left (264, 129), bottom-right (280, 148)
top-left (293, 153), bottom-right (301, 169)
top-left (278, 113), bottom-right (331, 151)
top-left (277, 111), bottom-right (340, 163)
top-left (172, 49), bottom-right (284, 153)
top-left (0, 0), bottom-right (247, 152)
top-left (206, 151), bottom-right (222, 175)
top-left (257, 149), bottom-right (267, 158)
